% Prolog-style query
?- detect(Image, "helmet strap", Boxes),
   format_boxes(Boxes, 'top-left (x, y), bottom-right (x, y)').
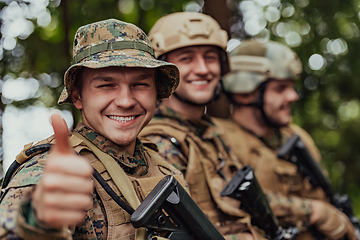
top-left (228, 81), bottom-right (281, 129)
top-left (213, 80), bottom-right (222, 101)
top-left (255, 82), bottom-right (283, 129)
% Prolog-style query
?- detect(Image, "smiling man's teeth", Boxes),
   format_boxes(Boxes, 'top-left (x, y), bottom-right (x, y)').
top-left (191, 80), bottom-right (208, 85)
top-left (109, 115), bottom-right (136, 122)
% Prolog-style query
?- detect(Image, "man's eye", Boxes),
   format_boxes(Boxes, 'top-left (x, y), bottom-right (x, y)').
top-left (275, 86), bottom-right (286, 92)
top-left (205, 55), bottom-right (218, 61)
top-left (179, 56), bottom-right (191, 62)
top-left (97, 84), bottom-right (113, 88)
top-left (134, 83), bottom-right (150, 87)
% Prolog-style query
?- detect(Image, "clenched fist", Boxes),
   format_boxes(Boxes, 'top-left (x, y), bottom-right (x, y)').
top-left (32, 114), bottom-right (94, 229)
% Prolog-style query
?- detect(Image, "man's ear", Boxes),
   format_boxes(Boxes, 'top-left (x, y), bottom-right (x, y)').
top-left (71, 88), bottom-right (83, 110)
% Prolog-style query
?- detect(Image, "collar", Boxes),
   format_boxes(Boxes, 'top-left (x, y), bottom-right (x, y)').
top-left (74, 123), bottom-right (149, 176)
top-left (233, 121), bottom-right (284, 150)
top-left (153, 103), bottom-right (223, 140)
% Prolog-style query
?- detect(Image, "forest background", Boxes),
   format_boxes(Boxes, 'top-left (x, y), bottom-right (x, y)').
top-left (1, 0), bottom-right (360, 216)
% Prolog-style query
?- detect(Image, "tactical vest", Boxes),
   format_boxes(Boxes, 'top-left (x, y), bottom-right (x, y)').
top-left (74, 134), bottom-right (181, 240)
top-left (213, 119), bottom-right (327, 240)
top-left (141, 119), bottom-right (265, 239)
top-left (213, 119), bottom-right (325, 199)
top-left (5, 132), bottom-right (184, 240)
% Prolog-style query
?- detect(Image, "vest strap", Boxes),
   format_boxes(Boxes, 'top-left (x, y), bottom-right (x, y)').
top-left (71, 132), bottom-right (147, 240)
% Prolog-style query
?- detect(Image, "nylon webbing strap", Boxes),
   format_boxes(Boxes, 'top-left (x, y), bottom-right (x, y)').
top-left (72, 41), bottom-right (155, 64)
top-left (72, 132), bottom-right (146, 240)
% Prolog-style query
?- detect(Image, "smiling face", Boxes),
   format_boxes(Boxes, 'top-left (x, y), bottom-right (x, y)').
top-left (263, 79), bottom-right (298, 127)
top-left (165, 45), bottom-right (221, 105)
top-left (71, 66), bottom-right (157, 154)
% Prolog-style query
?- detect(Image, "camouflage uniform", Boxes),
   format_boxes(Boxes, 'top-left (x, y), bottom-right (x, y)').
top-left (214, 119), bottom-right (323, 227)
top-left (141, 104), bottom-right (266, 240)
top-left (0, 19), bottom-right (182, 240)
top-left (0, 123), bottom-right (183, 240)
top-left (214, 118), bottom-right (357, 240)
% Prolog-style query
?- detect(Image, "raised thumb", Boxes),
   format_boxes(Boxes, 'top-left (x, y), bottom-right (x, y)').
top-left (50, 113), bottom-right (72, 155)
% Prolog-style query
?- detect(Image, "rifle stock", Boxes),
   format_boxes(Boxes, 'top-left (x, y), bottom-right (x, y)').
top-left (131, 175), bottom-right (225, 240)
top-left (221, 165), bottom-right (299, 240)
top-left (278, 134), bottom-right (360, 239)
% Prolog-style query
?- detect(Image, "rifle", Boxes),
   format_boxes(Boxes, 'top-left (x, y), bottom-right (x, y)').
top-left (278, 134), bottom-right (360, 239)
top-left (221, 165), bottom-right (299, 240)
top-left (131, 175), bottom-right (226, 240)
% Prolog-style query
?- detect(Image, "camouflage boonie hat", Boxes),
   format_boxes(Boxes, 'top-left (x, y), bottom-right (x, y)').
top-left (58, 19), bottom-right (180, 104)
top-left (222, 40), bottom-right (302, 94)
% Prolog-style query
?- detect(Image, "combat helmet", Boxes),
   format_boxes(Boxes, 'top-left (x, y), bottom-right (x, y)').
top-left (222, 40), bottom-right (302, 94)
top-left (58, 18), bottom-right (180, 104)
top-left (148, 12), bottom-right (229, 76)
top-left (222, 40), bottom-right (302, 127)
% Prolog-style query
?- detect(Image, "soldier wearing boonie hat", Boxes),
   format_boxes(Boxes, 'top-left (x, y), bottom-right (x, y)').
top-left (0, 19), bottom-right (186, 240)
top-left (58, 18), bottom-right (179, 104)
top-left (214, 39), bottom-right (357, 240)
top-left (140, 12), bottom-right (267, 240)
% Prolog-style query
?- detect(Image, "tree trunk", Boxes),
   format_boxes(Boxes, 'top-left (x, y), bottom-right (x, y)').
top-left (203, 0), bottom-right (232, 35)
top-left (204, 0), bottom-right (233, 119)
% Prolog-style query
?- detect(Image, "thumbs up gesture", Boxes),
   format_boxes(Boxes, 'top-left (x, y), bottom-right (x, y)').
top-left (32, 114), bottom-right (94, 229)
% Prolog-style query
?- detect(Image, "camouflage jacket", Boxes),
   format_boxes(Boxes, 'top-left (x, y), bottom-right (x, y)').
top-left (213, 118), bottom-right (355, 240)
top-left (0, 123), bottom-right (182, 240)
top-left (140, 103), bottom-right (267, 240)
top-left (141, 104), bottom-right (234, 174)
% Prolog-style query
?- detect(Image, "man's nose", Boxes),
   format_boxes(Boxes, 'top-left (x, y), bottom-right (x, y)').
top-left (194, 56), bottom-right (210, 75)
top-left (113, 87), bottom-right (136, 108)
top-left (287, 88), bottom-right (299, 102)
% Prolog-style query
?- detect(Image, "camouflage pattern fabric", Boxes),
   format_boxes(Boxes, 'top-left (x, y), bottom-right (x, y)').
top-left (78, 124), bottom-right (149, 176)
top-left (266, 192), bottom-right (313, 230)
top-left (0, 123), bottom-right (153, 240)
top-left (146, 103), bottom-right (228, 174)
top-left (58, 18), bottom-right (179, 104)
top-left (145, 134), bottom-right (188, 173)
top-left (141, 103), bottom-right (267, 240)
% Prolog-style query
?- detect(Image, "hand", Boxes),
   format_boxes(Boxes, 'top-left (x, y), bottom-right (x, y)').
top-left (32, 113), bottom-right (94, 229)
top-left (309, 199), bottom-right (324, 225)
top-left (310, 199), bottom-right (356, 240)
top-left (241, 233), bottom-right (255, 240)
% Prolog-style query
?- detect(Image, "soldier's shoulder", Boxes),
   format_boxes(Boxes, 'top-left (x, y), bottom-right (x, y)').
top-left (6, 152), bottom-right (48, 189)
top-left (141, 122), bottom-right (188, 144)
top-left (212, 117), bottom-right (248, 137)
top-left (289, 124), bottom-right (306, 133)
top-left (3, 136), bottom-right (54, 190)
top-left (288, 124), bottom-right (314, 141)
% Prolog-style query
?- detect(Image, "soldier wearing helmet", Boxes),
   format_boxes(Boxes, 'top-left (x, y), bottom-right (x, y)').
top-left (214, 40), bottom-right (356, 240)
top-left (141, 12), bottom-right (266, 240)
top-left (0, 19), bottom-right (185, 240)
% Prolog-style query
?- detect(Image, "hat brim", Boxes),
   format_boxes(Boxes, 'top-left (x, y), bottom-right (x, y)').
top-left (58, 49), bottom-right (179, 104)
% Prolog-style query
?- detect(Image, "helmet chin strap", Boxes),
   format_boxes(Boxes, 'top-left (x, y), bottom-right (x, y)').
top-left (230, 82), bottom-right (282, 129)
top-left (172, 81), bottom-right (222, 107)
